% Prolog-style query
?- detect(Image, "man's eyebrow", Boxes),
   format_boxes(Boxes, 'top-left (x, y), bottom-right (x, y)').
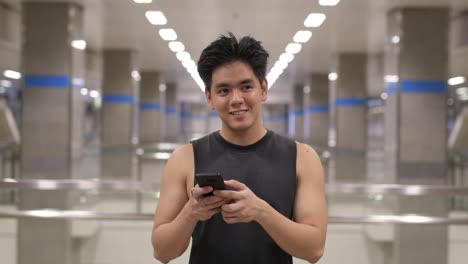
top-left (215, 82), bottom-right (230, 89)
top-left (238, 79), bottom-right (254, 85)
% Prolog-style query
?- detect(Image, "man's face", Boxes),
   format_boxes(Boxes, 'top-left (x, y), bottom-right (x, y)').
top-left (205, 60), bottom-right (268, 132)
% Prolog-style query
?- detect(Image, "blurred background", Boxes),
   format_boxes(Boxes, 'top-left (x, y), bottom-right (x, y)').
top-left (1, 0), bottom-right (468, 263)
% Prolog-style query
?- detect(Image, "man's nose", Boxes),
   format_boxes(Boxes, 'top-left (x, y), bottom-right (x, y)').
top-left (230, 89), bottom-right (243, 103)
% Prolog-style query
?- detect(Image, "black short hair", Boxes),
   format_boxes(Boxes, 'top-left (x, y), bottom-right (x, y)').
top-left (197, 32), bottom-right (269, 91)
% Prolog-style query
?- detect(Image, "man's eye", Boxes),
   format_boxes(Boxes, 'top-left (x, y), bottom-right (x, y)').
top-left (243, 86), bottom-right (252, 90)
top-left (218, 89), bottom-right (229, 94)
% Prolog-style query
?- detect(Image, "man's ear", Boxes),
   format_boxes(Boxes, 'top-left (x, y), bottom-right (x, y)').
top-left (205, 87), bottom-right (214, 110)
top-left (261, 79), bottom-right (268, 102)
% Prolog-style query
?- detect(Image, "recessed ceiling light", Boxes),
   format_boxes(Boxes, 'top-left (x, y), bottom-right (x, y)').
top-left (304, 13), bottom-right (326, 27)
top-left (159, 28), bottom-right (177, 41)
top-left (293, 30), bottom-right (312, 43)
top-left (285, 43), bottom-right (302, 54)
top-left (168, 41), bottom-right (185, 53)
top-left (319, 0), bottom-right (340, 6)
top-left (145, 11), bottom-right (167, 25)
top-left (448, 76), bottom-right (465, 86)
top-left (3, 70), bottom-right (21, 80)
top-left (71, 40), bottom-right (86, 50)
top-left (279, 53), bottom-right (294, 63)
top-left (176, 51), bottom-right (191, 61)
top-left (328, 72), bottom-right (338, 81)
top-left (391, 36), bottom-right (400, 44)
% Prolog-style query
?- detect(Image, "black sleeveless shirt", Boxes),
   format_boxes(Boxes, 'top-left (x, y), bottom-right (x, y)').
top-left (190, 130), bottom-right (297, 264)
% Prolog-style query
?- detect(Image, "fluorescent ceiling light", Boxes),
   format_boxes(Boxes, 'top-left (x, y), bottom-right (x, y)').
top-left (89, 90), bottom-right (100, 98)
top-left (132, 71), bottom-right (141, 82)
top-left (285, 43), bottom-right (302, 54)
top-left (384, 75), bottom-right (399, 83)
top-left (279, 53), bottom-right (294, 63)
top-left (304, 13), bottom-right (326, 27)
top-left (159, 28), bottom-right (177, 41)
top-left (176, 51), bottom-right (191, 61)
top-left (448, 76), bottom-right (465, 86)
top-left (134, 0), bottom-right (152, 3)
top-left (328, 72), bottom-right (338, 81)
top-left (391, 36), bottom-right (400, 44)
top-left (293, 30), bottom-right (312, 43)
top-left (0, 80), bottom-right (12, 87)
top-left (274, 61), bottom-right (288, 71)
top-left (182, 59), bottom-right (196, 69)
top-left (168, 41), bottom-right (185, 53)
top-left (319, 0), bottom-right (341, 6)
top-left (80, 88), bottom-right (88, 96)
top-left (145, 11), bottom-right (167, 25)
top-left (71, 40), bottom-right (86, 50)
top-left (456, 87), bottom-right (468, 96)
top-left (3, 70), bottom-right (21, 79)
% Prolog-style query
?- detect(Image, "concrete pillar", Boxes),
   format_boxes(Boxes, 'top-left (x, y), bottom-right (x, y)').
top-left (181, 102), bottom-right (208, 140)
top-left (207, 109), bottom-right (220, 133)
top-left (308, 73), bottom-right (329, 147)
top-left (291, 85), bottom-right (305, 141)
top-left (385, 8), bottom-right (449, 264)
top-left (19, 3), bottom-right (84, 264)
top-left (164, 82), bottom-right (179, 142)
top-left (139, 71), bottom-right (161, 143)
top-left (263, 104), bottom-right (288, 136)
top-left (101, 50), bottom-right (137, 178)
top-left (332, 53), bottom-right (368, 182)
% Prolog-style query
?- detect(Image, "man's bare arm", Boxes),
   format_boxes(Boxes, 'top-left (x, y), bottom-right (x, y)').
top-left (151, 144), bottom-right (227, 263)
top-left (151, 144), bottom-right (197, 263)
top-left (256, 143), bottom-right (327, 263)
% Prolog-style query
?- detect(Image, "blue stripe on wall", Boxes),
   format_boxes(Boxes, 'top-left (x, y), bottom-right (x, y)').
top-left (139, 103), bottom-right (161, 111)
top-left (400, 80), bottom-right (446, 93)
top-left (24, 75), bottom-right (69, 88)
top-left (335, 98), bottom-right (366, 107)
top-left (308, 105), bottom-right (329, 113)
top-left (289, 109), bottom-right (304, 117)
top-left (165, 107), bottom-right (177, 115)
top-left (385, 80), bottom-right (446, 94)
top-left (208, 111), bottom-right (218, 117)
top-left (102, 94), bottom-right (133, 104)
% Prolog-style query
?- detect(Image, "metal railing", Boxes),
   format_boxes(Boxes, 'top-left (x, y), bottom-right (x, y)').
top-left (1, 178), bottom-right (468, 224)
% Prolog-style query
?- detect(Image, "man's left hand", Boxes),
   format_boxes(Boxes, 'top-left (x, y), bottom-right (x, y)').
top-left (213, 180), bottom-right (267, 224)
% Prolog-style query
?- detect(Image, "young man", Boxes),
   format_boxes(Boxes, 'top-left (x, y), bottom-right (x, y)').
top-left (151, 33), bottom-right (327, 264)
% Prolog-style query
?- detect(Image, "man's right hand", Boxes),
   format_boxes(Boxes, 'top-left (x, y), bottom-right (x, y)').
top-left (190, 184), bottom-right (227, 221)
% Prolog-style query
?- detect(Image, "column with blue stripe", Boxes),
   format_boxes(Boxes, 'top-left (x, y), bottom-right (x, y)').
top-left (290, 85), bottom-right (305, 140)
top-left (164, 83), bottom-right (179, 141)
top-left (20, 3), bottom-right (85, 264)
top-left (332, 53), bottom-right (368, 183)
top-left (139, 72), bottom-right (161, 143)
top-left (101, 50), bottom-right (137, 179)
top-left (308, 73), bottom-right (329, 146)
top-left (385, 8), bottom-right (449, 264)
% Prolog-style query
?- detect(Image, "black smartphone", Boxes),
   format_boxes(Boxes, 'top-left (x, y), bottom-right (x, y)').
top-left (195, 173), bottom-right (225, 197)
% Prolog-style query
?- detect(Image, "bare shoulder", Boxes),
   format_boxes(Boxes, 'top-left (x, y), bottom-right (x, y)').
top-left (295, 142), bottom-right (324, 182)
top-left (164, 143), bottom-right (194, 186)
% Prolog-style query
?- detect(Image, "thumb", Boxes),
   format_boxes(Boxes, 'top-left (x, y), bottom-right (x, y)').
top-left (224, 180), bottom-right (247, 191)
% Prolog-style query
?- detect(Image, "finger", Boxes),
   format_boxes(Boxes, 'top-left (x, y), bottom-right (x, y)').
top-left (222, 215), bottom-right (238, 224)
top-left (223, 180), bottom-right (247, 191)
top-left (221, 202), bottom-right (241, 213)
top-left (203, 195), bottom-right (225, 205)
top-left (192, 186), bottom-right (213, 198)
top-left (213, 190), bottom-right (243, 200)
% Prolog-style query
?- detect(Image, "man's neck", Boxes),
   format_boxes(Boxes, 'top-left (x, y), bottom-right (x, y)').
top-left (219, 125), bottom-right (267, 146)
